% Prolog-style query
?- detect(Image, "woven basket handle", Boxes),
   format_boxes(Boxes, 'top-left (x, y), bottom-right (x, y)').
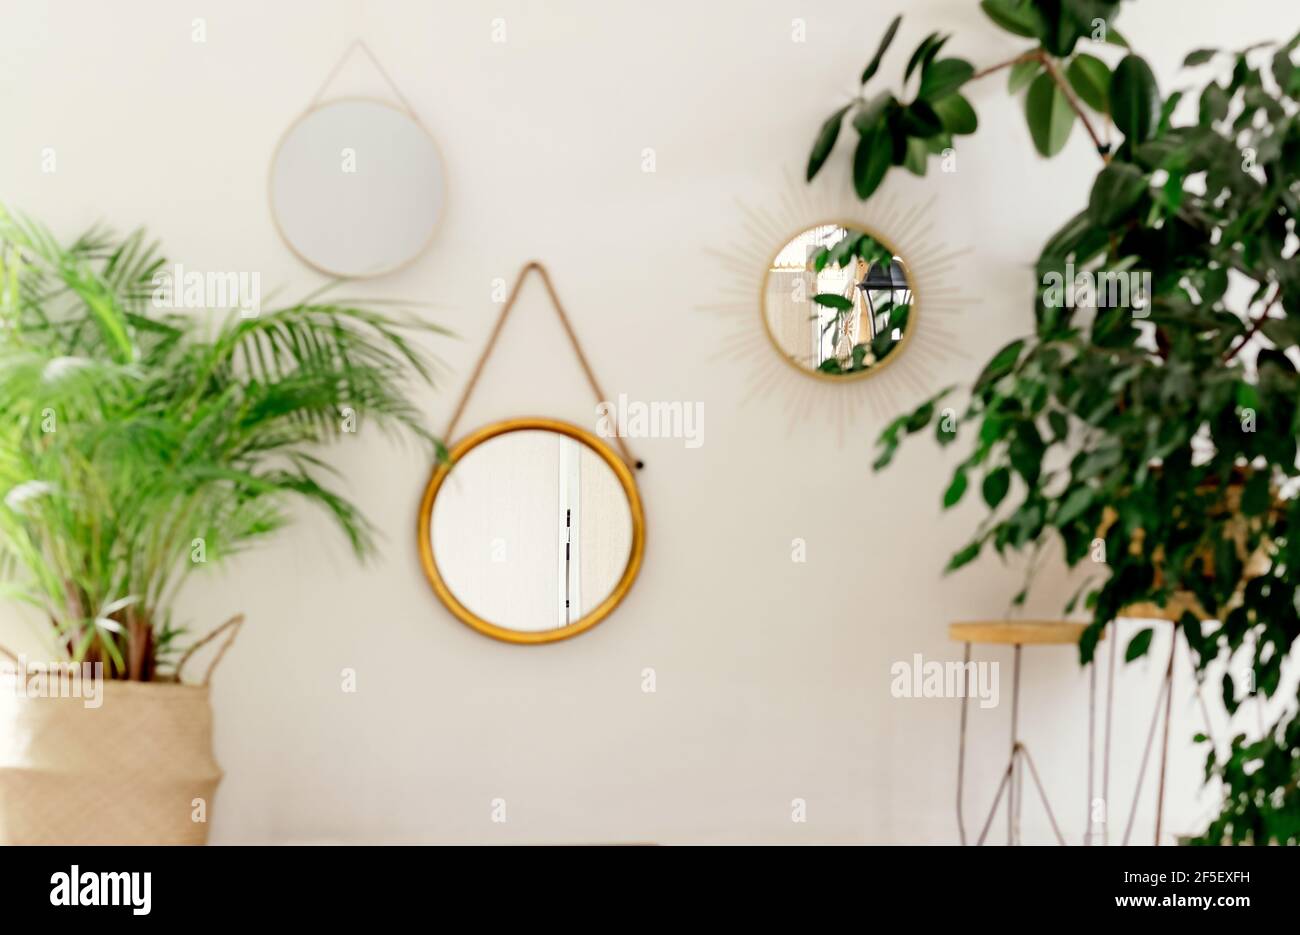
top-left (175, 614), bottom-right (245, 686)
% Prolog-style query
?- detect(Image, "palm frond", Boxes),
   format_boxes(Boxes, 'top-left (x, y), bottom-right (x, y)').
top-left (0, 207), bottom-right (443, 678)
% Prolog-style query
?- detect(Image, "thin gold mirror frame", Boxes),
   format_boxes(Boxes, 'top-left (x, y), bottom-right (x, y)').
top-left (268, 96), bottom-right (447, 280)
top-left (417, 417), bottom-right (646, 645)
top-left (759, 219), bottom-right (919, 384)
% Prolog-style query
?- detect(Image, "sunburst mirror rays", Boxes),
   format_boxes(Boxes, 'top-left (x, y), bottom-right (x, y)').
top-left (701, 171), bottom-right (973, 438)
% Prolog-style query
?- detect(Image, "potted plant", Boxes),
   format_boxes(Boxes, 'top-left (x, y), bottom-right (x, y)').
top-left (806, 2), bottom-right (1299, 842)
top-left (0, 209), bottom-right (442, 843)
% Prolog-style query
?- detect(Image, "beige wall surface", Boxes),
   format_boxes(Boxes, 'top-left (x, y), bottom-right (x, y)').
top-left (1, 0), bottom-right (1297, 844)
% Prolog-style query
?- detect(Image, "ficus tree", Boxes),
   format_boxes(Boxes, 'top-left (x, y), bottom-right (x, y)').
top-left (808, 0), bottom-right (1300, 843)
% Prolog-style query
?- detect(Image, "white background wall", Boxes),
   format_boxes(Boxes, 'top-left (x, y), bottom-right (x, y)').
top-left (1, 0), bottom-right (1296, 844)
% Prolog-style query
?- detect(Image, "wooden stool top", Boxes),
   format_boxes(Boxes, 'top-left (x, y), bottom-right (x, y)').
top-left (948, 620), bottom-right (1092, 645)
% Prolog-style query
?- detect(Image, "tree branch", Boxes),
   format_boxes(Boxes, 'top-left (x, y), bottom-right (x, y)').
top-left (971, 50), bottom-right (1041, 81)
top-left (1223, 286), bottom-right (1281, 363)
top-left (1037, 51), bottom-right (1110, 159)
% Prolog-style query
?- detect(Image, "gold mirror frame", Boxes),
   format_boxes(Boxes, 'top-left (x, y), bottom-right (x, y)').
top-left (759, 220), bottom-right (919, 383)
top-left (417, 417), bottom-right (646, 644)
top-left (268, 96), bottom-right (447, 279)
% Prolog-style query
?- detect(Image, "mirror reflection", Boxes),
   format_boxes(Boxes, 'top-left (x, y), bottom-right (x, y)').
top-left (763, 224), bottom-right (913, 376)
top-left (429, 429), bottom-right (634, 633)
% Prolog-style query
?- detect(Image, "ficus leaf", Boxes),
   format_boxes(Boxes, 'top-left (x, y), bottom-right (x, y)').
top-left (853, 91), bottom-right (896, 135)
top-left (902, 99), bottom-right (944, 137)
top-left (1008, 57), bottom-right (1041, 93)
top-left (861, 15), bottom-right (904, 85)
top-left (1102, 24), bottom-right (1129, 48)
top-left (1067, 53), bottom-right (1111, 113)
top-left (943, 467), bottom-right (968, 508)
top-left (1088, 161), bottom-right (1148, 226)
top-left (919, 58), bottom-right (975, 101)
top-left (979, 0), bottom-right (1042, 39)
top-left (904, 136), bottom-right (930, 175)
top-left (813, 293), bottom-right (852, 311)
top-left (1054, 487), bottom-right (1094, 527)
top-left (946, 541), bottom-right (981, 572)
top-left (931, 94), bottom-right (979, 135)
top-left (1025, 72), bottom-right (1076, 156)
top-left (852, 127), bottom-right (893, 199)
top-left (1199, 83), bottom-right (1228, 125)
top-left (975, 338), bottom-right (1025, 388)
top-left (1126, 627), bottom-right (1154, 662)
top-left (905, 31), bottom-right (947, 82)
top-left (807, 104), bottom-right (851, 181)
top-left (1110, 54), bottom-right (1161, 143)
top-left (982, 467), bottom-right (1011, 508)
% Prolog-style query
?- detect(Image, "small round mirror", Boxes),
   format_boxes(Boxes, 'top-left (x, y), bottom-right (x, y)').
top-left (762, 223), bottom-right (914, 378)
top-left (418, 419), bottom-right (645, 643)
top-left (270, 99), bottom-right (445, 278)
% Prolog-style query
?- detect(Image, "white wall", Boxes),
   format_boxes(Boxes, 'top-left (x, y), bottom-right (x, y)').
top-left (1, 0), bottom-right (1296, 844)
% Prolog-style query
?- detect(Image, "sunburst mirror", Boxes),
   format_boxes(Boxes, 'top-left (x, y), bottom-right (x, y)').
top-left (704, 172), bottom-right (971, 436)
top-left (763, 223), bottom-right (914, 380)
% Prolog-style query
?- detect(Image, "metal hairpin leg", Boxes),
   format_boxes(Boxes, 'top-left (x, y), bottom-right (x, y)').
top-left (1085, 622), bottom-right (1118, 845)
top-left (957, 642), bottom-right (1066, 845)
top-left (1102, 621), bottom-right (1117, 844)
top-left (1122, 627), bottom-right (1179, 846)
top-left (956, 641), bottom-right (971, 846)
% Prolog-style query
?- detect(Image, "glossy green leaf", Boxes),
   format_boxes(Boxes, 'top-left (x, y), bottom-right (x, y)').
top-left (1008, 57), bottom-right (1041, 93)
top-left (904, 136), bottom-right (930, 175)
top-left (1088, 161), bottom-right (1148, 226)
top-left (1067, 53), bottom-right (1111, 113)
top-left (979, 0), bottom-right (1042, 38)
top-left (976, 338), bottom-right (1025, 388)
top-left (943, 467), bottom-right (969, 508)
top-left (932, 94), bottom-right (979, 135)
top-left (813, 293), bottom-right (852, 311)
top-left (1198, 83), bottom-right (1228, 125)
top-left (1110, 54), bottom-right (1161, 143)
top-left (1125, 627), bottom-right (1154, 662)
top-left (902, 99), bottom-right (944, 137)
top-left (905, 32), bottom-right (947, 82)
top-left (861, 14), bottom-right (904, 84)
top-left (1054, 487), bottom-right (1094, 526)
top-left (1025, 72), bottom-right (1076, 156)
top-left (852, 127), bottom-right (893, 199)
top-left (853, 91), bottom-right (896, 135)
top-left (919, 58), bottom-right (975, 101)
top-left (946, 541), bottom-right (981, 572)
top-left (982, 467), bottom-right (1011, 508)
top-left (807, 104), bottom-right (851, 181)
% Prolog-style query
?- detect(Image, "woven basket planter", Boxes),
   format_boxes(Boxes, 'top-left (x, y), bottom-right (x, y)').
top-left (0, 680), bottom-right (222, 844)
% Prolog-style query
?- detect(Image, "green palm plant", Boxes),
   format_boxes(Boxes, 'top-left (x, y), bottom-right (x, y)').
top-left (0, 208), bottom-right (445, 680)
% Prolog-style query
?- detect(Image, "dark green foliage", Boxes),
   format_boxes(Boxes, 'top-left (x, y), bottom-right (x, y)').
top-left (809, 3), bottom-right (1300, 842)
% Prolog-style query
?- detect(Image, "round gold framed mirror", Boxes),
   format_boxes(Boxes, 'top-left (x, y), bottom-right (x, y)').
top-left (417, 418), bottom-right (645, 644)
top-left (761, 222), bottom-right (916, 380)
top-left (269, 98), bottom-right (446, 278)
